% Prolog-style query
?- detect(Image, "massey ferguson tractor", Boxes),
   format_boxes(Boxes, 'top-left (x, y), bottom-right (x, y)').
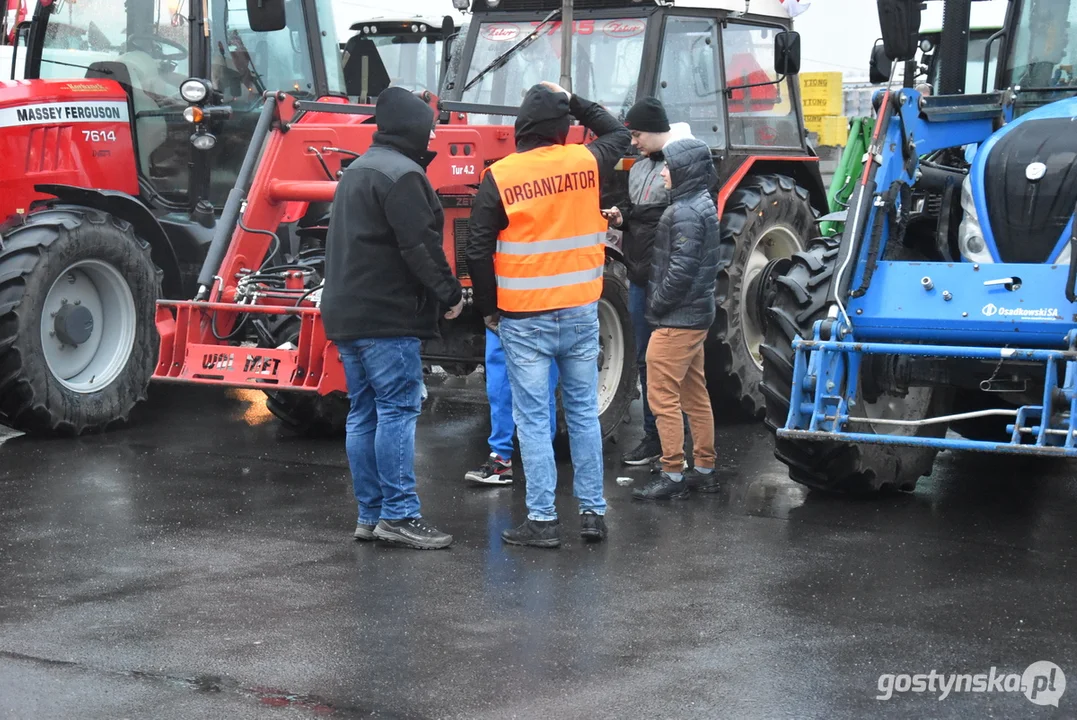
top-left (761, 0), bottom-right (1077, 493)
top-left (149, 0), bottom-right (829, 442)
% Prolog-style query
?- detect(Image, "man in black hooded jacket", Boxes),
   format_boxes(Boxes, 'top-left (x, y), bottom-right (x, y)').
top-left (466, 82), bottom-right (630, 548)
top-left (322, 87), bottom-right (463, 551)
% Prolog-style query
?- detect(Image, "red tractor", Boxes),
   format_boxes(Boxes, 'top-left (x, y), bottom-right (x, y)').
top-left (0, 0), bottom-right (353, 433)
top-left (0, 0), bottom-right (827, 442)
top-left (152, 0), bottom-right (829, 442)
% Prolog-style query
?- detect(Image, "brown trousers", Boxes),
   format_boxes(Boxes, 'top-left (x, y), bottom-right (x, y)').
top-left (645, 328), bottom-right (716, 473)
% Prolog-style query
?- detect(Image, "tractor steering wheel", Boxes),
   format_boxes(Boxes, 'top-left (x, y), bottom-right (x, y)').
top-left (127, 34), bottom-right (188, 62)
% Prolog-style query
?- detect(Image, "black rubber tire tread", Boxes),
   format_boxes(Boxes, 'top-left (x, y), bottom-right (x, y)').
top-left (707, 173), bottom-right (816, 420)
top-left (759, 238), bottom-right (948, 495)
top-left (263, 317), bottom-right (350, 437)
top-left (555, 256), bottom-right (638, 445)
top-left (0, 206), bottom-right (161, 435)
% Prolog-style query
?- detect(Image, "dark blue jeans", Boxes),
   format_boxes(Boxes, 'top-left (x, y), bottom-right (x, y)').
top-left (629, 281), bottom-right (658, 438)
top-left (336, 336), bottom-right (424, 524)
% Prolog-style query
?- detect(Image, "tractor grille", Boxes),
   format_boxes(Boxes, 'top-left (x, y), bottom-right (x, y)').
top-left (454, 218), bottom-right (470, 278)
top-left (984, 118), bottom-right (1077, 263)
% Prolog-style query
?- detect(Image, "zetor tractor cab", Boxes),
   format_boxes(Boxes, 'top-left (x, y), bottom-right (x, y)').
top-left (0, 0), bottom-right (347, 434)
top-left (761, 0), bottom-right (1077, 494)
top-left (338, 16), bottom-right (459, 100)
top-left (147, 0), bottom-right (828, 443)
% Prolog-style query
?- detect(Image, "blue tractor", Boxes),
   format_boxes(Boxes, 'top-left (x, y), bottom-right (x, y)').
top-left (760, 0), bottom-right (1077, 493)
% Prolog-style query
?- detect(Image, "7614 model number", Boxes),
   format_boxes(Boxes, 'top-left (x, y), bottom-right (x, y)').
top-left (82, 130), bottom-right (117, 142)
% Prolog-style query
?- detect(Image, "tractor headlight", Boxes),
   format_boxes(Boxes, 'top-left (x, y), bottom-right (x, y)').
top-left (180, 78), bottom-right (210, 104)
top-left (958, 176), bottom-right (992, 264)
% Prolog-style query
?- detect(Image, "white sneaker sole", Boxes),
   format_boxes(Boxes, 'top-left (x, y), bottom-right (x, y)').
top-left (466, 474), bottom-right (513, 485)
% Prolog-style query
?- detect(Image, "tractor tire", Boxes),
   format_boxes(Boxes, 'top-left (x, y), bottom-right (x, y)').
top-left (263, 317), bottom-right (349, 437)
top-left (0, 207), bottom-right (161, 435)
top-left (555, 256), bottom-right (637, 443)
top-left (758, 239), bottom-right (950, 494)
top-left (707, 174), bottom-right (815, 420)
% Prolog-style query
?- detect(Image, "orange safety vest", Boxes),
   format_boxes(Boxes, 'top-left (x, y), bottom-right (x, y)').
top-left (486, 143), bottom-right (608, 313)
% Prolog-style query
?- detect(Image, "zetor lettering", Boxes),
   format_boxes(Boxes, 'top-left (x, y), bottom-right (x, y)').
top-left (501, 169), bottom-right (597, 206)
top-left (15, 104), bottom-right (122, 123)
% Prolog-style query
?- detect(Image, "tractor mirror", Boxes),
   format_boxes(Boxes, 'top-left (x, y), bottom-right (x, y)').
top-left (876, 0), bottom-right (921, 62)
top-left (870, 42), bottom-right (892, 83)
top-left (246, 0), bottom-right (286, 32)
top-left (774, 31), bottom-right (801, 76)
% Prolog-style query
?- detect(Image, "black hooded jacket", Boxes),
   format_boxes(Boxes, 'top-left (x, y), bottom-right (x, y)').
top-left (321, 87), bottom-right (462, 341)
top-left (465, 87), bottom-right (632, 318)
top-left (645, 138), bottom-right (721, 330)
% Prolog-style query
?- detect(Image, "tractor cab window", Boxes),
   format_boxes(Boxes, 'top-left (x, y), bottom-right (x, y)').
top-left (722, 22), bottom-right (800, 148)
top-left (459, 17), bottom-right (647, 125)
top-left (342, 28), bottom-right (442, 99)
top-left (36, 0), bottom-right (192, 200)
top-left (656, 16), bottom-right (724, 148)
top-left (1005, 0), bottom-right (1077, 95)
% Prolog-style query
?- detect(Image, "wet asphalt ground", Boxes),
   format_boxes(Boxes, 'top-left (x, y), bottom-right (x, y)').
top-left (1, 376), bottom-right (1075, 719)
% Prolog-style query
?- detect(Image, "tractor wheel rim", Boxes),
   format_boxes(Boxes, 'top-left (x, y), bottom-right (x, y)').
top-left (39, 259), bottom-right (137, 394)
top-left (740, 225), bottom-right (802, 370)
top-left (596, 297), bottom-right (625, 416)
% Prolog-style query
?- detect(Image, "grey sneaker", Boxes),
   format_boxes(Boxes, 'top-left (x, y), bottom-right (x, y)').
top-left (373, 517), bottom-right (453, 549)
top-left (354, 522), bottom-right (376, 541)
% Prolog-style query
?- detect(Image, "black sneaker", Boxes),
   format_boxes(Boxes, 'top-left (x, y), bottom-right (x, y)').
top-left (686, 467), bottom-right (721, 494)
top-left (501, 519), bottom-right (561, 548)
top-left (465, 453), bottom-right (513, 485)
top-left (353, 522), bottom-right (376, 541)
top-left (373, 517), bottom-right (453, 549)
top-left (622, 436), bottom-right (661, 465)
top-left (632, 472), bottom-right (691, 501)
top-left (580, 511), bottom-right (607, 542)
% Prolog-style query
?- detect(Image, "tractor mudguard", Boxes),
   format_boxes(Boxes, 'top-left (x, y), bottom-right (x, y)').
top-left (31, 183), bottom-right (182, 298)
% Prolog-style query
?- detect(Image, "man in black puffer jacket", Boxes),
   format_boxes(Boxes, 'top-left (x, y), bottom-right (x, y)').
top-left (632, 137), bottom-right (722, 502)
top-left (322, 87), bottom-right (463, 550)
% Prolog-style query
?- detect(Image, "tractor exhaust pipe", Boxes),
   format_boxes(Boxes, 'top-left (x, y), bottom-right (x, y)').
top-left (195, 94), bottom-right (280, 299)
top-left (937, 0), bottom-right (972, 95)
top-left (560, 0), bottom-right (573, 92)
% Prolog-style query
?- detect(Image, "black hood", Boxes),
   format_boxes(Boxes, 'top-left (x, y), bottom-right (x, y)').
top-left (663, 138), bottom-right (715, 200)
top-left (514, 84), bottom-right (571, 152)
top-left (371, 87), bottom-right (436, 167)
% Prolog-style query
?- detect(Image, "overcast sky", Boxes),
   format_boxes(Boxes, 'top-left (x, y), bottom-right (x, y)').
top-left (332, 0), bottom-right (883, 81)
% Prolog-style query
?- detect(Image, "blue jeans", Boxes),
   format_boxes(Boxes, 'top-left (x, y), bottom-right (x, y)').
top-left (336, 337), bottom-right (423, 524)
top-left (629, 282), bottom-right (658, 438)
top-left (499, 302), bottom-right (606, 521)
top-left (486, 328), bottom-right (559, 459)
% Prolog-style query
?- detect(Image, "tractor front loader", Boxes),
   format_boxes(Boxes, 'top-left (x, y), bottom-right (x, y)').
top-left (761, 0), bottom-right (1077, 494)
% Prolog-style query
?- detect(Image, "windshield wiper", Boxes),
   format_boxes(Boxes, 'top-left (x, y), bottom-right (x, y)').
top-left (463, 8), bottom-right (560, 93)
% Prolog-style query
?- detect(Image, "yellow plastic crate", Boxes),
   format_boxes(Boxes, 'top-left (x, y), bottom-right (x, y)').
top-left (804, 115), bottom-right (849, 146)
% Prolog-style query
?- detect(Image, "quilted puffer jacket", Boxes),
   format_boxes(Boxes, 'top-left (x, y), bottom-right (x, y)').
top-left (645, 138), bottom-right (721, 330)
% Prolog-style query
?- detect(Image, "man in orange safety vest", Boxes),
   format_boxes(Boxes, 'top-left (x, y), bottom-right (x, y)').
top-left (465, 81), bottom-right (631, 548)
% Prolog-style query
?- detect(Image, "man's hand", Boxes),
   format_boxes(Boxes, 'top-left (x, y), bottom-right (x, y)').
top-left (601, 206), bottom-right (622, 227)
top-left (540, 80), bottom-right (571, 101)
top-left (484, 313), bottom-right (500, 334)
top-left (444, 297), bottom-right (465, 320)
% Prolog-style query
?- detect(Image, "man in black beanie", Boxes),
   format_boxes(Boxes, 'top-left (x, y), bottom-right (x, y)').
top-left (603, 97), bottom-right (693, 468)
top-left (322, 87), bottom-right (463, 550)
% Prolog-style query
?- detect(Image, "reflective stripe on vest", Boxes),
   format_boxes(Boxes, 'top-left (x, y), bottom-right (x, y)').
top-left (487, 143), bottom-right (609, 313)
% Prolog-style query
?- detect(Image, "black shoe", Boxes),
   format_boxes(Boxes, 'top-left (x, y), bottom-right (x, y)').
top-left (373, 517), bottom-right (453, 549)
top-left (464, 452), bottom-right (513, 485)
top-left (632, 472), bottom-right (691, 501)
top-left (622, 436), bottom-right (661, 465)
top-left (353, 522), bottom-right (376, 541)
top-left (580, 511), bottom-right (607, 542)
top-left (686, 467), bottom-right (721, 494)
top-left (501, 519), bottom-right (561, 548)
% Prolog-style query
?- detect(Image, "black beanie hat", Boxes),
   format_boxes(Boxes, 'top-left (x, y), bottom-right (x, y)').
top-left (624, 97), bottom-right (670, 133)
